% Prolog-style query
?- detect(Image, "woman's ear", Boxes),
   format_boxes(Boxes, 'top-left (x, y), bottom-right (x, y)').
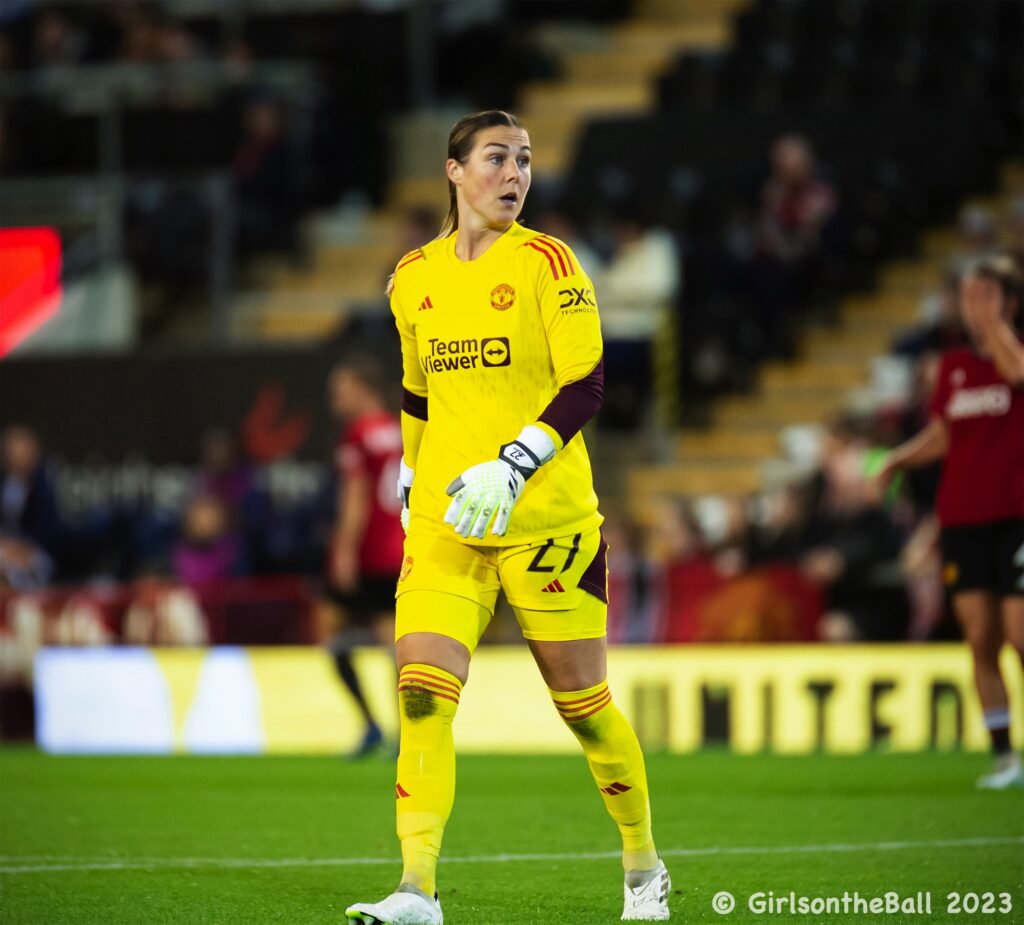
top-left (446, 158), bottom-right (462, 186)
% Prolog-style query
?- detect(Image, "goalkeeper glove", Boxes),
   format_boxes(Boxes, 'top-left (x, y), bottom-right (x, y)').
top-left (444, 425), bottom-right (555, 538)
top-left (397, 459), bottom-right (414, 533)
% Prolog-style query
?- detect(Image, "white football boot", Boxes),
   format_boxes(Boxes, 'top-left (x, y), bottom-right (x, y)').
top-left (976, 752), bottom-right (1024, 790)
top-left (622, 859), bottom-right (671, 921)
top-left (346, 885), bottom-right (443, 925)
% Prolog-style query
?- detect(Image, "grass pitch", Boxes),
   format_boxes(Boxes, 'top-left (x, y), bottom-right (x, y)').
top-left (0, 749), bottom-right (1021, 924)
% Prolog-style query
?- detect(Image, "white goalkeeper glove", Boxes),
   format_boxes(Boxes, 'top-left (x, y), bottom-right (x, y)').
top-left (444, 425), bottom-right (556, 538)
top-left (397, 459), bottom-right (414, 533)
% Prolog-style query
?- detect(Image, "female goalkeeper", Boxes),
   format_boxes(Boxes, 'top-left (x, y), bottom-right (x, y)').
top-left (346, 110), bottom-right (669, 924)
top-left (880, 256), bottom-right (1024, 790)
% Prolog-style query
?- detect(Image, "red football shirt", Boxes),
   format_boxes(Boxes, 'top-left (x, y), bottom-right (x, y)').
top-left (336, 411), bottom-right (405, 575)
top-left (928, 346), bottom-right (1024, 527)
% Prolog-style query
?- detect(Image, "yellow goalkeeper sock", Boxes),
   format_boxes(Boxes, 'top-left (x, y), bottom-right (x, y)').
top-left (550, 680), bottom-right (658, 872)
top-left (395, 663), bottom-right (462, 896)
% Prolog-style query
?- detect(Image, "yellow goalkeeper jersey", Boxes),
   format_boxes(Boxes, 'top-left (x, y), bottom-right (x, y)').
top-left (391, 222), bottom-right (603, 546)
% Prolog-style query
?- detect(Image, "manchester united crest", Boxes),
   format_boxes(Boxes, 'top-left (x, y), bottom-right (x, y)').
top-left (490, 283), bottom-right (516, 311)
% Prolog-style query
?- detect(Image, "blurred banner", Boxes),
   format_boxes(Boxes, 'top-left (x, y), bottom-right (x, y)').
top-left (35, 645), bottom-right (1022, 756)
top-left (0, 347), bottom-right (336, 464)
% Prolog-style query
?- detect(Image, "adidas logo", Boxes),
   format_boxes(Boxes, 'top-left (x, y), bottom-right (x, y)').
top-left (541, 579), bottom-right (566, 593)
top-left (418, 295), bottom-right (434, 311)
top-left (600, 781), bottom-right (632, 796)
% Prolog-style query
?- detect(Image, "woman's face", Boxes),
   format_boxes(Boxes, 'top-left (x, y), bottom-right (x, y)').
top-left (448, 125), bottom-right (531, 232)
top-left (959, 272), bottom-right (1016, 343)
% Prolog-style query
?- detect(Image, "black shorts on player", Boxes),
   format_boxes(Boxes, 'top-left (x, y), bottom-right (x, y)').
top-left (941, 518), bottom-right (1024, 598)
top-left (327, 573), bottom-right (399, 624)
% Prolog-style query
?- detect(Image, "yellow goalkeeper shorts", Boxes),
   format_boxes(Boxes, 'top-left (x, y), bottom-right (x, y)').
top-left (395, 526), bottom-right (608, 651)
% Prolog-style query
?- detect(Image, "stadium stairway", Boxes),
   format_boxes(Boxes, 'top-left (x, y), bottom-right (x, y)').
top-left (625, 161), bottom-right (1024, 520)
top-left (229, 0), bottom-right (749, 341)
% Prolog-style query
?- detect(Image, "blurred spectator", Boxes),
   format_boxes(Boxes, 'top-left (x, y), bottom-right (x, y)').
top-left (648, 499), bottom-right (718, 641)
top-left (192, 427), bottom-right (264, 575)
top-left (748, 482), bottom-right (815, 566)
top-left (804, 420), bottom-right (907, 641)
top-left (119, 13), bottom-right (161, 64)
top-left (947, 205), bottom-right (1000, 277)
top-left (0, 426), bottom-right (62, 585)
top-left (49, 594), bottom-right (113, 646)
top-left (232, 96), bottom-right (298, 257)
top-left (0, 536), bottom-right (53, 590)
top-left (604, 511), bottom-right (654, 643)
top-left (194, 428), bottom-right (256, 516)
top-left (752, 134), bottom-right (840, 356)
top-left (123, 575), bottom-right (208, 645)
top-left (647, 495), bottom-right (822, 643)
top-left (592, 203), bottom-right (680, 427)
top-left (759, 136), bottom-right (838, 264)
top-left (0, 595), bottom-right (44, 686)
top-left (595, 204), bottom-right (680, 338)
top-left (710, 496), bottom-right (752, 578)
top-left (158, 21), bottom-right (199, 63)
top-left (32, 8), bottom-right (85, 68)
top-left (222, 37), bottom-right (253, 82)
top-left (172, 495), bottom-right (242, 585)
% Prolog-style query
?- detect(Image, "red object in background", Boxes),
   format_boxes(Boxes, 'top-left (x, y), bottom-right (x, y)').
top-left (657, 560), bottom-right (822, 643)
top-left (242, 382), bottom-right (312, 461)
top-left (0, 228), bottom-right (63, 357)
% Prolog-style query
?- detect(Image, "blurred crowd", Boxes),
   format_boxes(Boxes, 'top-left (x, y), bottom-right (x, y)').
top-left (0, 424), bottom-right (332, 594)
top-left (604, 196), bottom-right (1024, 646)
top-left (2, 2), bottom-right (1021, 662)
top-left (531, 131), bottom-right (842, 424)
top-left (4, 146), bottom-right (1023, 652)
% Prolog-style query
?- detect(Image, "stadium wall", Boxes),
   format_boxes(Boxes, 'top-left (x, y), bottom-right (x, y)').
top-left (35, 646), bottom-right (1022, 756)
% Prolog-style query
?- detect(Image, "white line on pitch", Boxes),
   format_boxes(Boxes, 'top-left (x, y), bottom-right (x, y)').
top-left (0, 836), bottom-right (1021, 875)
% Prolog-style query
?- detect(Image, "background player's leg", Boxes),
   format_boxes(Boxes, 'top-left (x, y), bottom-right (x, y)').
top-left (372, 610), bottom-right (399, 744)
top-left (526, 625), bottom-right (659, 877)
top-left (392, 591), bottom-right (484, 898)
top-left (997, 596), bottom-right (1024, 771)
top-left (1000, 596), bottom-right (1024, 668)
top-left (955, 591), bottom-right (1012, 757)
top-left (317, 598), bottom-right (382, 753)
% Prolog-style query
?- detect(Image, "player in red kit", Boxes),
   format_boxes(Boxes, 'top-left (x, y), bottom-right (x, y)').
top-left (882, 256), bottom-right (1024, 789)
top-left (324, 356), bottom-right (405, 756)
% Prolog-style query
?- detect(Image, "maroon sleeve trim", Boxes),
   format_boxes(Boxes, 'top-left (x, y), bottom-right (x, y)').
top-left (538, 355), bottom-right (604, 445)
top-left (402, 389), bottom-right (428, 421)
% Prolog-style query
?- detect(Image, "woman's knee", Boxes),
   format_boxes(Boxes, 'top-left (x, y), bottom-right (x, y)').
top-left (999, 598), bottom-right (1024, 657)
top-left (528, 636), bottom-right (607, 692)
top-left (955, 592), bottom-right (1002, 658)
top-left (396, 632), bottom-right (471, 684)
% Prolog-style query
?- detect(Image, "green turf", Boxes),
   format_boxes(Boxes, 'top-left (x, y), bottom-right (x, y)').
top-left (0, 749), bottom-right (1021, 924)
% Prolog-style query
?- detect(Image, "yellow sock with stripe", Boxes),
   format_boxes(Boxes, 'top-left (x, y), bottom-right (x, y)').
top-left (395, 663), bottom-right (462, 896)
top-left (550, 680), bottom-right (658, 872)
